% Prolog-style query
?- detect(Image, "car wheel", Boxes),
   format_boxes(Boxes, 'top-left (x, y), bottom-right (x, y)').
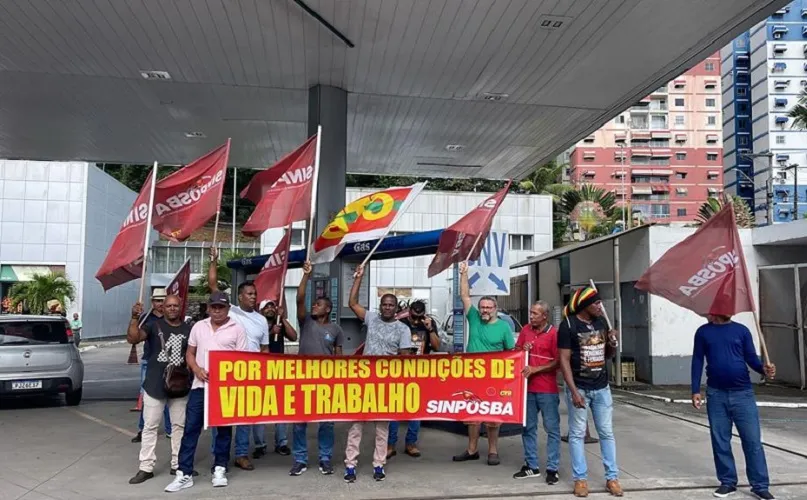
top-left (65, 388), bottom-right (82, 406)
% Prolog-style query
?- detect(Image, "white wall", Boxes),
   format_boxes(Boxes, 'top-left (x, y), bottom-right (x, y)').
top-left (81, 166), bottom-right (152, 339)
top-left (0, 160), bottom-right (87, 314)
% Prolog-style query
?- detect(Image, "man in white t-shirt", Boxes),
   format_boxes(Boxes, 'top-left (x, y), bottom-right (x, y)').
top-left (207, 249), bottom-right (277, 471)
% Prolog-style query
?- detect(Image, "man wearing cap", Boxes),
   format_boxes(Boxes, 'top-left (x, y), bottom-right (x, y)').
top-left (129, 288), bottom-right (172, 443)
top-left (558, 287), bottom-right (622, 497)
top-left (207, 247), bottom-right (284, 470)
top-left (252, 298), bottom-right (298, 460)
top-left (165, 291), bottom-right (247, 493)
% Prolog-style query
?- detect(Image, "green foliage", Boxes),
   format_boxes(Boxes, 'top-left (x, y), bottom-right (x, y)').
top-left (789, 91), bottom-right (807, 130)
top-left (8, 272), bottom-right (76, 314)
top-left (695, 195), bottom-right (754, 228)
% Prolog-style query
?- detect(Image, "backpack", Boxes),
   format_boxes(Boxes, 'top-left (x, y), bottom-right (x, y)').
top-left (157, 325), bottom-right (191, 398)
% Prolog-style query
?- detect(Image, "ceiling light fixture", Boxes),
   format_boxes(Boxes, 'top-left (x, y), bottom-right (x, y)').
top-left (481, 92), bottom-right (509, 101)
top-left (445, 144), bottom-right (465, 152)
top-left (140, 70), bottom-right (172, 80)
top-left (184, 131), bottom-right (206, 138)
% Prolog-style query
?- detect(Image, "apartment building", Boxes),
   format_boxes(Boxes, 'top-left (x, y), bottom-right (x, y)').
top-left (723, 1), bottom-right (807, 223)
top-left (568, 54), bottom-right (724, 223)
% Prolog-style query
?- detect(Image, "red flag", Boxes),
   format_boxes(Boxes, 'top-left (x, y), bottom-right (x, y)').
top-left (254, 230), bottom-right (292, 304)
top-left (241, 135), bottom-right (317, 237)
top-left (95, 170), bottom-right (155, 291)
top-left (165, 258), bottom-right (192, 318)
top-left (427, 181), bottom-right (512, 277)
top-left (635, 204), bottom-right (754, 316)
top-left (152, 141), bottom-right (230, 242)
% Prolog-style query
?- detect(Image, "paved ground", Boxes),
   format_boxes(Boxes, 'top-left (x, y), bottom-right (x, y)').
top-left (1, 344), bottom-right (807, 500)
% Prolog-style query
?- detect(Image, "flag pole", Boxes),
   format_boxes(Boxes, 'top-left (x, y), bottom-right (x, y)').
top-left (589, 279), bottom-right (614, 330)
top-left (211, 138), bottom-right (232, 250)
top-left (275, 224), bottom-right (292, 335)
top-left (231, 167), bottom-right (237, 252)
top-left (463, 231), bottom-right (487, 264)
top-left (306, 126), bottom-right (322, 262)
top-left (138, 163), bottom-right (159, 304)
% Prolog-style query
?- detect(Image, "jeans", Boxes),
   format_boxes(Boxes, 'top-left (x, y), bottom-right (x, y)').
top-left (230, 424), bottom-right (288, 456)
top-left (523, 392), bottom-right (561, 471)
top-left (566, 385), bottom-right (619, 481)
top-left (138, 360), bottom-right (171, 434)
top-left (706, 387), bottom-right (769, 492)
top-left (178, 389), bottom-right (232, 475)
top-left (388, 421), bottom-right (420, 446)
top-left (292, 422), bottom-right (335, 465)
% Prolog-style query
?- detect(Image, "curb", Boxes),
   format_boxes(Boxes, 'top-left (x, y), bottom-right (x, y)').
top-left (78, 345), bottom-right (97, 353)
top-left (616, 389), bottom-right (807, 409)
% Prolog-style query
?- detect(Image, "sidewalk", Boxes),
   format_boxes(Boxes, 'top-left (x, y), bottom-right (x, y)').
top-left (614, 383), bottom-right (807, 408)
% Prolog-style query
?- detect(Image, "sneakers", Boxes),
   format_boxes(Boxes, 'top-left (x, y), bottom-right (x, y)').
top-left (373, 466), bottom-right (386, 481)
top-left (574, 480), bottom-right (589, 497)
top-left (252, 446), bottom-right (267, 459)
top-left (164, 471), bottom-right (193, 492)
top-left (344, 467), bottom-right (357, 483)
top-left (606, 479), bottom-right (624, 497)
top-left (545, 470), bottom-right (560, 485)
top-left (319, 460), bottom-right (334, 475)
top-left (752, 490), bottom-right (775, 500)
top-left (275, 444), bottom-right (291, 456)
top-left (289, 462), bottom-right (308, 476)
top-left (512, 464), bottom-right (541, 479)
top-left (211, 466), bottom-right (228, 487)
top-left (128, 470), bottom-right (153, 484)
top-left (713, 485), bottom-right (737, 498)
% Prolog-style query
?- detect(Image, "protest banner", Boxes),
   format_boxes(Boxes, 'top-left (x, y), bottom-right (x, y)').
top-left (205, 351), bottom-right (527, 428)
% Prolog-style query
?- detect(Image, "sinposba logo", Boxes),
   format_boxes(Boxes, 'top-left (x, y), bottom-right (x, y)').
top-left (425, 400), bottom-right (514, 416)
top-left (123, 170), bottom-right (225, 228)
top-left (679, 246), bottom-right (740, 297)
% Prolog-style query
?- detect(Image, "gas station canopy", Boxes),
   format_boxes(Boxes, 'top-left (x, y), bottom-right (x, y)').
top-left (0, 0), bottom-right (787, 179)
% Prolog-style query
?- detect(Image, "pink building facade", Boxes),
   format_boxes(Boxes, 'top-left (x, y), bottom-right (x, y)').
top-left (569, 54), bottom-right (723, 223)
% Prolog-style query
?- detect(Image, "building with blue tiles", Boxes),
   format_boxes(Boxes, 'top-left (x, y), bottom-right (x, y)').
top-left (722, 1), bottom-right (807, 224)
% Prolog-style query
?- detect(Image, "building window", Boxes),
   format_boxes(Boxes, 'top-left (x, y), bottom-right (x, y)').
top-left (187, 248), bottom-right (203, 274)
top-left (676, 187), bottom-right (688, 195)
top-left (776, 135), bottom-right (786, 145)
top-left (583, 136), bottom-right (595, 143)
top-left (676, 152), bottom-right (687, 160)
top-left (675, 115), bottom-right (685, 125)
top-left (153, 247), bottom-right (169, 274)
top-left (509, 234), bottom-right (533, 251)
top-left (675, 98), bottom-right (685, 107)
top-left (676, 173), bottom-right (688, 180)
top-left (737, 87), bottom-right (748, 96)
top-left (738, 102), bottom-right (749, 113)
top-left (677, 208), bottom-right (687, 217)
top-left (707, 116), bottom-right (717, 126)
top-left (738, 119), bottom-right (748, 129)
top-left (707, 153), bottom-right (719, 161)
top-left (738, 136), bottom-right (749, 146)
top-left (707, 173), bottom-right (719, 180)
top-left (705, 98), bottom-right (716, 108)
top-left (614, 115), bottom-right (625, 124)
top-left (291, 228), bottom-right (304, 246)
top-left (705, 62), bottom-right (715, 71)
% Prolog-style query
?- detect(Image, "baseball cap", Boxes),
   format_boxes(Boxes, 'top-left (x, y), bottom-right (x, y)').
top-left (207, 291), bottom-right (230, 306)
top-left (259, 299), bottom-right (276, 310)
top-left (151, 288), bottom-right (167, 300)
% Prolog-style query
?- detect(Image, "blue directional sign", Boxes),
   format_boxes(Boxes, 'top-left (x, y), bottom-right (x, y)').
top-left (467, 231), bottom-right (509, 296)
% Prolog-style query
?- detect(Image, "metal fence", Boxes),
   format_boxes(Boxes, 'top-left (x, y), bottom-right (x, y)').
top-left (501, 274), bottom-right (528, 327)
top-left (759, 264), bottom-right (806, 389)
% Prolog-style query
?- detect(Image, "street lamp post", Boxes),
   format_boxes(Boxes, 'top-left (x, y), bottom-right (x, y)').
top-left (738, 151), bottom-right (774, 225)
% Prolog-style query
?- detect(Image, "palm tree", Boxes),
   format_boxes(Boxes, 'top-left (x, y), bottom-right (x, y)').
top-left (695, 195), bottom-right (754, 228)
top-left (788, 90), bottom-right (807, 129)
top-left (517, 161), bottom-right (572, 201)
top-left (8, 272), bottom-right (76, 314)
top-left (197, 249), bottom-right (251, 292)
top-left (560, 184), bottom-right (617, 240)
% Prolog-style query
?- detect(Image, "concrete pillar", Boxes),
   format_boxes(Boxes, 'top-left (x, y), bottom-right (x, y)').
top-left (307, 85), bottom-right (349, 322)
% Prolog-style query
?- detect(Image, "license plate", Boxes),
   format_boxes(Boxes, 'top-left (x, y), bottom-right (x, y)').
top-left (12, 380), bottom-right (42, 390)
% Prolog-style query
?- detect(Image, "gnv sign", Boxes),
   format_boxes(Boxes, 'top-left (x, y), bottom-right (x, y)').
top-left (467, 231), bottom-right (509, 296)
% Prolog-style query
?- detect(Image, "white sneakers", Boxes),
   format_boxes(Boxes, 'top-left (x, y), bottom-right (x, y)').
top-left (211, 466), bottom-right (228, 488)
top-left (164, 467), bottom-right (228, 493)
top-left (164, 471), bottom-right (193, 492)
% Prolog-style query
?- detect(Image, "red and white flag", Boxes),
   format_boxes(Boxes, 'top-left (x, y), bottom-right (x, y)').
top-left (241, 134), bottom-right (317, 237)
top-left (635, 204), bottom-right (754, 316)
top-left (152, 141), bottom-right (230, 242)
top-left (254, 229), bottom-right (292, 304)
top-left (427, 181), bottom-right (512, 277)
top-left (95, 170), bottom-right (156, 291)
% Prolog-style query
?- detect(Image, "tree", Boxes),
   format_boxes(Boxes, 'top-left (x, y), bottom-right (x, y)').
top-left (789, 90), bottom-right (807, 130)
top-left (8, 272), bottom-right (76, 314)
top-left (559, 184), bottom-right (617, 240)
top-left (196, 249), bottom-right (252, 292)
top-left (695, 195), bottom-right (754, 228)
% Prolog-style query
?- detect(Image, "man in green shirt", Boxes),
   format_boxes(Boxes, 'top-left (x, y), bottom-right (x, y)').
top-left (70, 313), bottom-right (83, 347)
top-left (452, 261), bottom-right (514, 466)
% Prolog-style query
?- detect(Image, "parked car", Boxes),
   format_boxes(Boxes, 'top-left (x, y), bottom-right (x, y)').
top-left (0, 315), bottom-right (84, 405)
